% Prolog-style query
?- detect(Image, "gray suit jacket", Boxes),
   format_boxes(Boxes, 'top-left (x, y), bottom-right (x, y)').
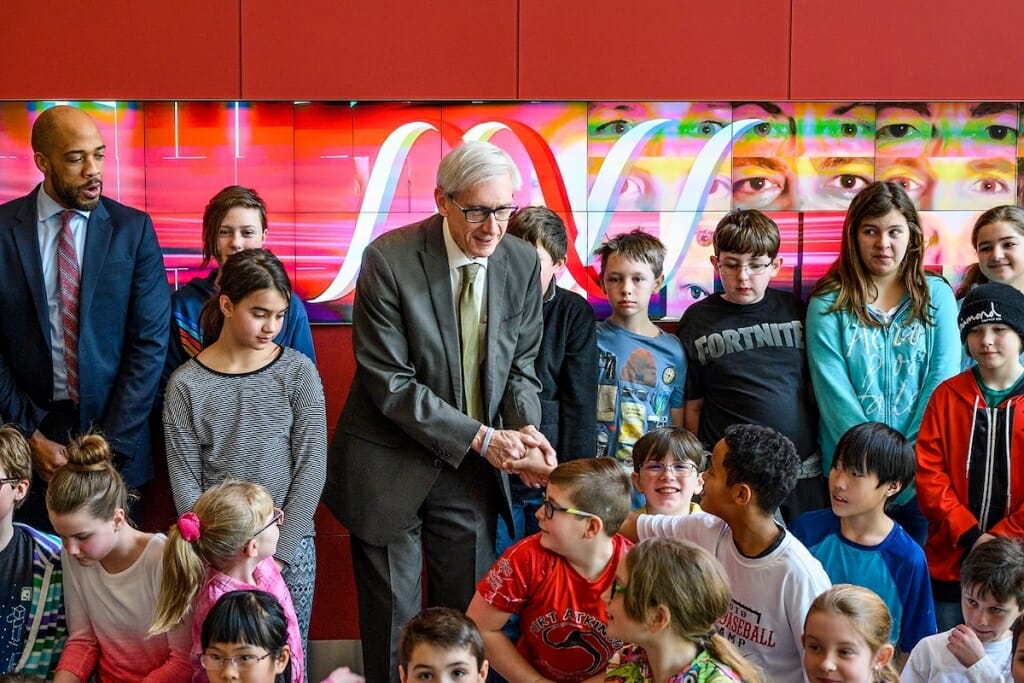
top-left (324, 215), bottom-right (543, 544)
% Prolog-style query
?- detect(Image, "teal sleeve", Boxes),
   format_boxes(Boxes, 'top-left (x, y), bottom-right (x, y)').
top-left (805, 295), bottom-right (868, 473)
top-left (905, 278), bottom-right (961, 448)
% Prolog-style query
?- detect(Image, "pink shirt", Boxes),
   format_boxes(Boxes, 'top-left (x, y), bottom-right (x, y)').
top-left (190, 556), bottom-right (304, 683)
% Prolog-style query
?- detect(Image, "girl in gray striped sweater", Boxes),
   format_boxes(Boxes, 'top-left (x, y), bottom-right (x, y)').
top-left (163, 249), bottom-right (327, 676)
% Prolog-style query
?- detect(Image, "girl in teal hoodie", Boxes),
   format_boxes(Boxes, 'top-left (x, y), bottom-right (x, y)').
top-left (806, 181), bottom-right (960, 546)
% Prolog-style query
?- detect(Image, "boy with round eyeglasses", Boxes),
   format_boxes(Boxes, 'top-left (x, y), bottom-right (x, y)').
top-left (629, 426), bottom-right (706, 516)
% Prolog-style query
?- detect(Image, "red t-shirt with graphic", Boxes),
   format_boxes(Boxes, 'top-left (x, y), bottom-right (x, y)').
top-left (476, 533), bottom-right (631, 683)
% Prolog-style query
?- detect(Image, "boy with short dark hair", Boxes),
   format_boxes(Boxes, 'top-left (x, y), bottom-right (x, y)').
top-left (0, 426), bottom-right (65, 677)
top-left (902, 536), bottom-right (1024, 681)
top-left (627, 424), bottom-right (831, 682)
top-left (594, 230), bottom-right (685, 473)
top-left (502, 206), bottom-right (597, 548)
top-left (791, 422), bottom-right (936, 658)
top-left (399, 607), bottom-right (489, 683)
top-left (630, 426), bottom-right (705, 516)
top-left (467, 458), bottom-right (633, 683)
top-left (676, 209), bottom-right (824, 522)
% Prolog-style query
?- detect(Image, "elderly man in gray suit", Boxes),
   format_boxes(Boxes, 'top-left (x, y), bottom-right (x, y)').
top-left (324, 140), bottom-right (555, 683)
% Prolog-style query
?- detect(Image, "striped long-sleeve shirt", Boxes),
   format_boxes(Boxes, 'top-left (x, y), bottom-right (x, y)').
top-left (163, 346), bottom-right (328, 563)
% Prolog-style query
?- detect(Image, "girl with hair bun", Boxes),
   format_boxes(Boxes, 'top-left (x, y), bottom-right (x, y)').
top-left (46, 433), bottom-right (190, 682)
top-left (150, 481), bottom-right (304, 683)
top-left (604, 536), bottom-right (760, 683)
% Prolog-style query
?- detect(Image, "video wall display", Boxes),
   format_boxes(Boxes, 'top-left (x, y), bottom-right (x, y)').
top-left (0, 100), bottom-right (1019, 323)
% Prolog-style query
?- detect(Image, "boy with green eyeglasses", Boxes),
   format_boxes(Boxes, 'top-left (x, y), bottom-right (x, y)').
top-left (467, 458), bottom-right (632, 683)
top-left (676, 209), bottom-right (826, 523)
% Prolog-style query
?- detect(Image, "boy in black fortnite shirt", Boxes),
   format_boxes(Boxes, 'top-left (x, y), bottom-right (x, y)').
top-left (677, 209), bottom-right (824, 522)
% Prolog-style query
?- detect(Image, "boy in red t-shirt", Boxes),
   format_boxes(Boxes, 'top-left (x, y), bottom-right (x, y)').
top-left (467, 458), bottom-right (632, 683)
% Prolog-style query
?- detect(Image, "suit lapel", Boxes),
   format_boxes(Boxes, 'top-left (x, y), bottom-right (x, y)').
top-left (79, 200), bottom-right (112, 323)
top-left (482, 241), bottom-right (510, 418)
top-left (12, 193), bottom-right (50, 345)
top-left (420, 218), bottom-right (463, 406)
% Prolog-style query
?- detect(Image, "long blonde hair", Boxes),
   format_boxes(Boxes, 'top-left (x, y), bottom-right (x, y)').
top-left (805, 585), bottom-right (899, 683)
top-left (622, 537), bottom-right (761, 682)
top-left (150, 481), bottom-right (274, 635)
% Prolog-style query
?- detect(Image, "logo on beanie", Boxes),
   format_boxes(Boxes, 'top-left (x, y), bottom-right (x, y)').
top-left (959, 302), bottom-right (1003, 332)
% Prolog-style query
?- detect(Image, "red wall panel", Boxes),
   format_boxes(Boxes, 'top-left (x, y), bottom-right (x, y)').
top-left (518, 0), bottom-right (792, 100)
top-left (791, 0), bottom-right (1024, 100)
top-left (0, 0), bottom-right (240, 100)
top-left (241, 0), bottom-right (517, 99)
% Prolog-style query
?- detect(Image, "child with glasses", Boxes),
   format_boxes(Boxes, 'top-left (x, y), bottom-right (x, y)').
top-left (630, 427), bottom-right (705, 516)
top-left (0, 426), bottom-right (65, 678)
top-left (466, 458), bottom-right (632, 683)
top-left (676, 208), bottom-right (826, 524)
top-left (150, 480), bottom-right (303, 683)
top-left (199, 590), bottom-right (363, 683)
top-left (46, 433), bottom-right (191, 682)
top-left (604, 537), bottom-right (759, 682)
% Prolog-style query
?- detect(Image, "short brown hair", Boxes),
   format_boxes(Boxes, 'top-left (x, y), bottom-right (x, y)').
top-left (399, 607), bottom-right (485, 672)
top-left (960, 536), bottom-right (1024, 608)
top-left (507, 206), bottom-right (568, 263)
top-left (631, 427), bottom-right (706, 473)
top-left (548, 458), bottom-right (631, 534)
top-left (712, 209), bottom-right (781, 259)
top-left (594, 229), bottom-right (666, 279)
top-left (201, 185), bottom-right (267, 268)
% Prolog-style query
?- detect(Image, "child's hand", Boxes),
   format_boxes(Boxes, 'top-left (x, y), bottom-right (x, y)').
top-left (322, 666), bottom-right (365, 683)
top-left (946, 624), bottom-right (986, 668)
top-left (506, 447), bottom-right (555, 485)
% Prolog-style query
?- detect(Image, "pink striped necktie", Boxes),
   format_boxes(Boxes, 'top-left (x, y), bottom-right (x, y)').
top-left (58, 210), bottom-right (80, 404)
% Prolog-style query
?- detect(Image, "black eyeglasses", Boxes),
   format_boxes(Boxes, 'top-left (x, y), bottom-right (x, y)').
top-left (607, 575), bottom-right (627, 604)
top-left (252, 507), bottom-right (284, 539)
top-left (448, 196), bottom-right (518, 223)
top-left (0, 477), bottom-right (21, 488)
top-left (540, 498), bottom-right (595, 520)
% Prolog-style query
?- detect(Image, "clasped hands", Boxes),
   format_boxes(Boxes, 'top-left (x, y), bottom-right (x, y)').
top-left (477, 425), bottom-right (557, 488)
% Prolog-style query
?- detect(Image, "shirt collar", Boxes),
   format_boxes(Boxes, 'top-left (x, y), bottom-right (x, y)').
top-left (442, 216), bottom-right (488, 271)
top-left (37, 185), bottom-right (91, 223)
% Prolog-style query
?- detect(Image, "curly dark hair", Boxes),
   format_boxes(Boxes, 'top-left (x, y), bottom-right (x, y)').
top-left (721, 424), bottom-right (799, 515)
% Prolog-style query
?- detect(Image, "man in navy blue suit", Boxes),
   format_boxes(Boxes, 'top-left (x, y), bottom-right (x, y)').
top-left (0, 105), bottom-right (170, 528)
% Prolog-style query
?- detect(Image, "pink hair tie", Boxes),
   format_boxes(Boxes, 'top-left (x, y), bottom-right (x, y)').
top-left (177, 512), bottom-right (202, 542)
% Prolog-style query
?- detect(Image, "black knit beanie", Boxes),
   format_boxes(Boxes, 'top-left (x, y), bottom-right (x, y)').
top-left (958, 281), bottom-right (1024, 344)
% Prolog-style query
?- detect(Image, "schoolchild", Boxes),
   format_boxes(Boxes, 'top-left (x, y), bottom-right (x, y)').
top-left (956, 205), bottom-right (1024, 298)
top-left (604, 536), bottom-right (759, 682)
top-left (466, 458), bottom-right (633, 683)
top-left (677, 208), bottom-right (824, 522)
top-left (630, 427), bottom-right (704, 516)
top-left (164, 248), bottom-right (327, 652)
top-left (46, 434), bottom-right (190, 682)
top-left (628, 424), bottom-right (831, 682)
top-left (150, 481), bottom-right (304, 683)
top-left (594, 230), bottom-right (685, 474)
top-left (399, 607), bottom-right (490, 683)
top-left (164, 185), bottom-right (315, 389)
top-left (806, 181), bottom-right (960, 545)
top-left (902, 537), bottom-right (1024, 682)
top-left (0, 426), bottom-right (64, 678)
top-left (791, 422), bottom-right (936, 657)
top-left (199, 590), bottom-right (364, 683)
top-left (501, 206), bottom-right (597, 549)
top-left (916, 282), bottom-right (1024, 630)
top-left (802, 584), bottom-right (900, 683)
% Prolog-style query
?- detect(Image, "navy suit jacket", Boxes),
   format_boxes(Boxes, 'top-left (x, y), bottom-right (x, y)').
top-left (0, 186), bottom-right (170, 486)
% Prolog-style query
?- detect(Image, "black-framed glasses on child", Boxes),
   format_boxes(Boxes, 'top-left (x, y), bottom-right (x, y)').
top-left (540, 499), bottom-right (596, 520)
top-left (252, 507), bottom-right (284, 539)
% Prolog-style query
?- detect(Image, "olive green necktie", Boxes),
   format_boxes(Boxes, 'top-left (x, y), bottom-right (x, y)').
top-left (459, 263), bottom-right (483, 421)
